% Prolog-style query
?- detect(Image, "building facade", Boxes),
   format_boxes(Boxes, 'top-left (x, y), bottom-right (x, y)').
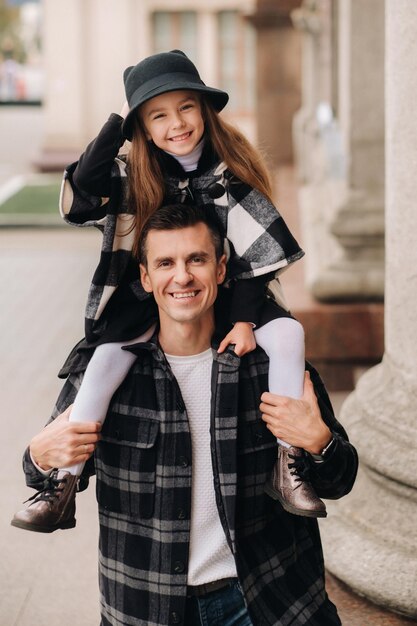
top-left (38, 0), bottom-right (258, 166)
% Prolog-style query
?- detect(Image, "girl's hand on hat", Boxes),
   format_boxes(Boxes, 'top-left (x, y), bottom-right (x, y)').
top-left (120, 100), bottom-right (130, 119)
top-left (217, 322), bottom-right (257, 357)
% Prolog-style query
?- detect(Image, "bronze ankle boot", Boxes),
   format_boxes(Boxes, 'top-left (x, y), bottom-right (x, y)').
top-left (265, 446), bottom-right (327, 518)
top-left (11, 470), bottom-right (78, 533)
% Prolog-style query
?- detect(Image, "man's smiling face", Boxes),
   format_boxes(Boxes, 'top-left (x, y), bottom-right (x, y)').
top-left (140, 222), bottom-right (226, 329)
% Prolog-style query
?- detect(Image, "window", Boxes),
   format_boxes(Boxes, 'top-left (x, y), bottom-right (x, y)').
top-left (218, 10), bottom-right (256, 114)
top-left (152, 11), bottom-right (197, 64)
top-left (151, 9), bottom-right (256, 116)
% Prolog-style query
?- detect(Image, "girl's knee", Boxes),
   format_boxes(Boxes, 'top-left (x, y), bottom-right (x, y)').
top-left (284, 318), bottom-right (305, 348)
top-left (91, 342), bottom-right (124, 364)
top-left (88, 342), bottom-right (136, 377)
top-left (256, 317), bottom-right (305, 361)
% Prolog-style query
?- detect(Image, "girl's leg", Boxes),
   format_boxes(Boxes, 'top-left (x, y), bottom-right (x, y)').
top-left (255, 317), bottom-right (327, 517)
top-left (11, 325), bottom-right (157, 533)
top-left (62, 324), bottom-right (156, 475)
top-left (254, 317), bottom-right (305, 447)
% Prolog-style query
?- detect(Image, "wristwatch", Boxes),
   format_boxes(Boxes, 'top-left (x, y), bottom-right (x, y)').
top-left (310, 436), bottom-right (336, 462)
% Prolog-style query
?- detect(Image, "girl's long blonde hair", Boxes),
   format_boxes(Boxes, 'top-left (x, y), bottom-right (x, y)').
top-left (127, 96), bottom-right (273, 256)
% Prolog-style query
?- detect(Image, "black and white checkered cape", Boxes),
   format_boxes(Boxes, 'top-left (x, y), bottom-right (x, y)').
top-left (23, 339), bottom-right (356, 626)
top-left (60, 155), bottom-right (304, 343)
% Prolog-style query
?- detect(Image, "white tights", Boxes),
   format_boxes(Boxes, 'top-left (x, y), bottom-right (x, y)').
top-left (64, 317), bottom-right (304, 475)
top-left (255, 317), bottom-right (305, 448)
top-left (62, 325), bottom-right (155, 475)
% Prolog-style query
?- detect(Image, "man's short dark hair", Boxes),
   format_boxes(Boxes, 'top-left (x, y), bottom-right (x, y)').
top-left (138, 203), bottom-right (224, 266)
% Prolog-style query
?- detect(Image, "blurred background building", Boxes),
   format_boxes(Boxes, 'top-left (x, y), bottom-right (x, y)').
top-left (0, 0), bottom-right (302, 178)
top-left (1, 0), bottom-right (416, 622)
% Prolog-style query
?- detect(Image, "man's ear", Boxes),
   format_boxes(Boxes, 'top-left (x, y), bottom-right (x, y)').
top-left (140, 264), bottom-right (153, 293)
top-left (216, 254), bottom-right (227, 285)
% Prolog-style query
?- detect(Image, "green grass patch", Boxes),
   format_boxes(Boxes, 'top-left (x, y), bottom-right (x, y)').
top-left (0, 183), bottom-right (61, 214)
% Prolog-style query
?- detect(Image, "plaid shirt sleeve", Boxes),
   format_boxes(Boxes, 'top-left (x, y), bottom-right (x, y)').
top-left (305, 362), bottom-right (359, 498)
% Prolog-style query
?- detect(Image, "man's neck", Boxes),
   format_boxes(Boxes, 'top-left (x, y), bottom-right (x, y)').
top-left (158, 318), bottom-right (214, 356)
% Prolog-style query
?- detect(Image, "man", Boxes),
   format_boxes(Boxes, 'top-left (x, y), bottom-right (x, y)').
top-left (19, 204), bottom-right (357, 625)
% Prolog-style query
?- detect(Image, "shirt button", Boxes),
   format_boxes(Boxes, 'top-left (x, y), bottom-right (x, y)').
top-left (171, 612), bottom-right (181, 624)
top-left (176, 508), bottom-right (186, 520)
top-left (173, 560), bottom-right (185, 573)
top-left (178, 456), bottom-right (189, 468)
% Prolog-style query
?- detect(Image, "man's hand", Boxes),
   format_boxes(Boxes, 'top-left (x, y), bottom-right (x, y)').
top-left (259, 371), bottom-right (332, 455)
top-left (29, 405), bottom-right (101, 471)
top-left (217, 322), bottom-right (257, 357)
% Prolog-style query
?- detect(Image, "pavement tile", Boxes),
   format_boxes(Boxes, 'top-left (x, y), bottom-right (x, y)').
top-left (1, 229), bottom-right (99, 626)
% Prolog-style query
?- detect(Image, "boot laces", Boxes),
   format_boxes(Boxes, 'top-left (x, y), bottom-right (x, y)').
top-left (288, 453), bottom-right (310, 486)
top-left (25, 472), bottom-right (68, 505)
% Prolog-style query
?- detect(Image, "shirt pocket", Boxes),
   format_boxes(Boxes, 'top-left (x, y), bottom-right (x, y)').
top-left (95, 414), bottom-right (159, 518)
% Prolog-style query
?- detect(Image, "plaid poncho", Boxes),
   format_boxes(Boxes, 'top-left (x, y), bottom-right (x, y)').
top-left (59, 142), bottom-right (303, 343)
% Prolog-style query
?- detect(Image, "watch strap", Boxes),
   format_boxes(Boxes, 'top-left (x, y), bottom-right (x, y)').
top-left (310, 436), bottom-right (335, 462)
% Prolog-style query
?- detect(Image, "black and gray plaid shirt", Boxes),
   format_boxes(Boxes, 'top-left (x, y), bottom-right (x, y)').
top-left (23, 337), bottom-right (357, 626)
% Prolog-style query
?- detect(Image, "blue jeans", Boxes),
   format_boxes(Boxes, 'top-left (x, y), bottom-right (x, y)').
top-left (184, 580), bottom-right (254, 626)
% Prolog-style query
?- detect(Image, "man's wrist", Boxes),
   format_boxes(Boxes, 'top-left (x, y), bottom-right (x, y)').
top-left (29, 444), bottom-right (53, 473)
top-left (306, 426), bottom-right (333, 455)
top-left (233, 321), bottom-right (256, 328)
top-left (309, 435), bottom-right (336, 461)
top-left (29, 448), bottom-right (53, 476)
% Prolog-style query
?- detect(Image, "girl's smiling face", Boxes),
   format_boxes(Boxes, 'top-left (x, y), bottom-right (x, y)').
top-left (139, 90), bottom-right (205, 156)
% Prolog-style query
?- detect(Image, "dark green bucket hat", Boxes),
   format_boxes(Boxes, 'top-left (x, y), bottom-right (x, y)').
top-left (122, 50), bottom-right (229, 140)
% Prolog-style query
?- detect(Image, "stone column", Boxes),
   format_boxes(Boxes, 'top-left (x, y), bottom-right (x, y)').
top-left (37, 0), bottom-right (141, 169)
top-left (291, 0), bottom-right (350, 292)
top-left (291, 0), bottom-right (323, 182)
top-left (39, 0), bottom-right (86, 164)
top-left (197, 11), bottom-right (218, 88)
top-left (248, 0), bottom-right (302, 165)
top-left (311, 0), bottom-right (385, 300)
top-left (320, 0), bottom-right (417, 617)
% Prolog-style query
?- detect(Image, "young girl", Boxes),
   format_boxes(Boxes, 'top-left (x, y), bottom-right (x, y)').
top-left (12, 50), bottom-right (327, 533)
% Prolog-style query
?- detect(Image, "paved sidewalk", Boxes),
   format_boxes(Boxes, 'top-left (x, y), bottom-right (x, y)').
top-left (1, 227), bottom-right (415, 625)
top-left (1, 228), bottom-right (100, 626)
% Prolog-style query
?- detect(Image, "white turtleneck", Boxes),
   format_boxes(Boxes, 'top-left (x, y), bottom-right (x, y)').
top-left (165, 138), bottom-right (205, 172)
